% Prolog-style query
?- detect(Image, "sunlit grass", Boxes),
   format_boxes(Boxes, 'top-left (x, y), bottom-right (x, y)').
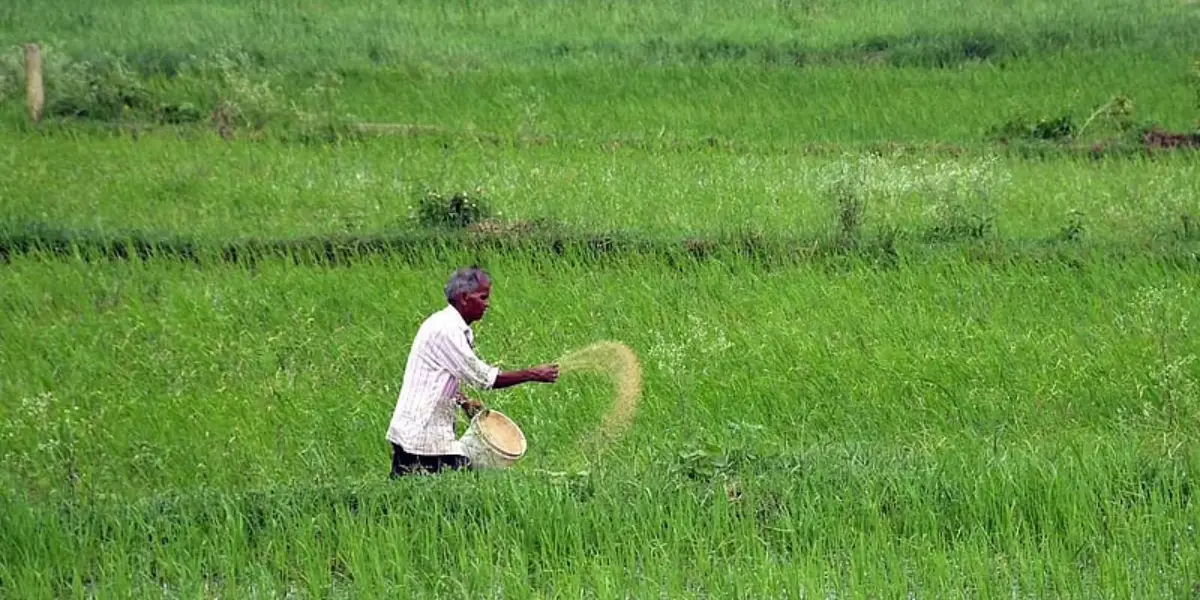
top-left (2, 132), bottom-right (1198, 244)
top-left (1, 252), bottom-right (1198, 595)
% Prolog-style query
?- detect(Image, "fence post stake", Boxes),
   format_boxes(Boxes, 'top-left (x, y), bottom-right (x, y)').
top-left (25, 43), bottom-right (45, 124)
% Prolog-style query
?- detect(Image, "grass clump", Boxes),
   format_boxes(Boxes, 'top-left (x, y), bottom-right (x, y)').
top-left (817, 154), bottom-right (1007, 244)
top-left (411, 186), bottom-right (495, 230)
top-left (987, 96), bottom-right (1142, 145)
top-left (988, 113), bottom-right (1077, 143)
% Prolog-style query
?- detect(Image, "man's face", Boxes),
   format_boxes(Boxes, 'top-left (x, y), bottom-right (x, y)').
top-left (458, 280), bottom-right (491, 324)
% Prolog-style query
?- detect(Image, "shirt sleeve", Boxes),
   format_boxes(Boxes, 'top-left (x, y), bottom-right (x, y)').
top-left (429, 328), bottom-right (500, 390)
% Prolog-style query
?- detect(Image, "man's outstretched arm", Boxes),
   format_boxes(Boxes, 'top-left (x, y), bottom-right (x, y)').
top-left (433, 329), bottom-right (559, 390)
top-left (492, 364), bottom-right (559, 390)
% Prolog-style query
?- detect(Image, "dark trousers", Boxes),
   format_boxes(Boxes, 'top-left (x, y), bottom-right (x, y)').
top-left (390, 443), bottom-right (471, 478)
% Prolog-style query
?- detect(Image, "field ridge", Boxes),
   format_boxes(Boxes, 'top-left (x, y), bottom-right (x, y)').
top-left (4, 220), bottom-right (1200, 271)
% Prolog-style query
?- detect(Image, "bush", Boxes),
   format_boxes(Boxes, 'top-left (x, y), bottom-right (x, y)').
top-left (0, 45), bottom-right (160, 122)
top-left (45, 56), bottom-right (153, 120)
top-left (411, 187), bottom-right (494, 229)
top-left (155, 102), bottom-right (204, 125)
top-left (987, 114), bottom-right (1076, 143)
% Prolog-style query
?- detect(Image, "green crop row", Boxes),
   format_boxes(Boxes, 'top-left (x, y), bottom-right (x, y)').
top-left (3, 0), bottom-right (1196, 72)
top-left (2, 253), bottom-right (1199, 596)
top-left (2, 133), bottom-right (1198, 246)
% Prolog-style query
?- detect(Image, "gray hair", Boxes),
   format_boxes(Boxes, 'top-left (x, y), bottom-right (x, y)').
top-left (444, 267), bottom-right (491, 305)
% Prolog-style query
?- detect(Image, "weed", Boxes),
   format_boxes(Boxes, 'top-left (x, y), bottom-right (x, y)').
top-left (1076, 95), bottom-right (1138, 139)
top-left (1181, 213), bottom-right (1196, 240)
top-left (817, 155), bottom-right (876, 242)
top-left (988, 114), bottom-right (1076, 143)
top-left (190, 49), bottom-right (283, 133)
top-left (155, 102), bottom-right (204, 125)
top-left (818, 154), bottom-right (1005, 243)
top-left (1061, 209), bottom-right (1087, 241)
top-left (411, 187), bottom-right (494, 229)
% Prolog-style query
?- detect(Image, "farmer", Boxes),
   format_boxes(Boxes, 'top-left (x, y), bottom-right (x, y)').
top-left (386, 267), bottom-right (559, 477)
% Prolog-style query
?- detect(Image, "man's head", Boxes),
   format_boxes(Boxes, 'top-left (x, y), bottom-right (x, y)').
top-left (445, 267), bottom-right (491, 324)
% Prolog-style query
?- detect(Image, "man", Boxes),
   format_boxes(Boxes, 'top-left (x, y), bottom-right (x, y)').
top-left (386, 267), bottom-right (559, 477)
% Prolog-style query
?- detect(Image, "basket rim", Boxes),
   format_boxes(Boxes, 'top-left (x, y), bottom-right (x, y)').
top-left (474, 409), bottom-right (527, 456)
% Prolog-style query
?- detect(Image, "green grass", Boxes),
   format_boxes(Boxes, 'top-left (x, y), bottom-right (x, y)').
top-left (3, 442), bottom-right (1197, 597)
top-left (3, 0), bottom-right (1200, 596)
top-left (3, 50), bottom-right (1197, 141)
top-left (4, 252), bottom-right (1199, 495)
top-left (1, 253), bottom-right (1199, 596)
top-left (2, 132), bottom-right (1198, 245)
top-left (3, 0), bottom-right (1197, 70)
top-left (1, 0), bottom-right (1198, 139)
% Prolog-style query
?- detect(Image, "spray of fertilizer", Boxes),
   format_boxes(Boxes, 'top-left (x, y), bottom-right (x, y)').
top-left (556, 341), bottom-right (644, 446)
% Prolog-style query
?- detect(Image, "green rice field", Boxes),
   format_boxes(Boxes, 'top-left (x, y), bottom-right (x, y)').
top-left (2, 0), bottom-right (1200, 597)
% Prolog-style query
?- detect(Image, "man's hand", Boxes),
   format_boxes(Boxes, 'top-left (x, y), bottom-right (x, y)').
top-left (529, 364), bottom-right (559, 383)
top-left (461, 398), bottom-right (485, 418)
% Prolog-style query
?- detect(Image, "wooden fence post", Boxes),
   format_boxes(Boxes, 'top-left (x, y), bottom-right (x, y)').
top-left (25, 43), bottom-right (45, 124)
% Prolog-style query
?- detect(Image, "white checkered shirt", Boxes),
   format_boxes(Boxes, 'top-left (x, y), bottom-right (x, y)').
top-left (386, 305), bottom-right (500, 456)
